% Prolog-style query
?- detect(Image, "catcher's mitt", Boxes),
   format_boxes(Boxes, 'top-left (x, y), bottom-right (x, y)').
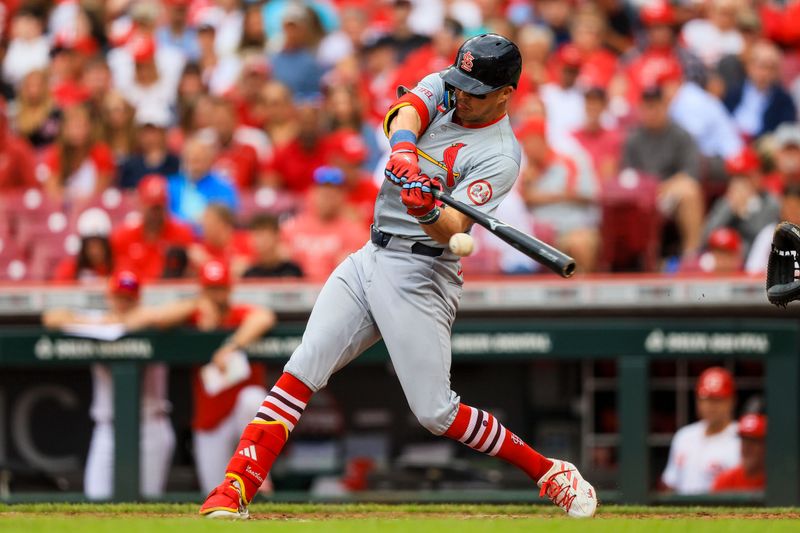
top-left (766, 221), bottom-right (800, 306)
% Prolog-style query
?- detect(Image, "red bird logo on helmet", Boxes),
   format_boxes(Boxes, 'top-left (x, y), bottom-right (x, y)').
top-left (460, 51), bottom-right (475, 72)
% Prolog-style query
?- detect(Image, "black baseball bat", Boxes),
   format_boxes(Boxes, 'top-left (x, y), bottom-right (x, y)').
top-left (433, 190), bottom-right (577, 278)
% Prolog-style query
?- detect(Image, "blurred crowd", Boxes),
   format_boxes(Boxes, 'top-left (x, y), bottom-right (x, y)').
top-left (1, 0), bottom-right (800, 281)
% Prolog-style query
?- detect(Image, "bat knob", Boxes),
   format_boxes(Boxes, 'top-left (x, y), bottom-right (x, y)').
top-left (562, 261), bottom-right (577, 278)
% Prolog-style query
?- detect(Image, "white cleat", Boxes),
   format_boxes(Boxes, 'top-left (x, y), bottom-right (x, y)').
top-left (203, 508), bottom-right (250, 520)
top-left (537, 458), bottom-right (598, 518)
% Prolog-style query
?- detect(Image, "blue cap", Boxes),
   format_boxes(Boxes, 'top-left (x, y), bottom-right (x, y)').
top-left (313, 166), bottom-right (345, 186)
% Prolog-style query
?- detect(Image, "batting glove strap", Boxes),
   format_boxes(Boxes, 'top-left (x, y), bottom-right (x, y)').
top-left (417, 206), bottom-right (442, 225)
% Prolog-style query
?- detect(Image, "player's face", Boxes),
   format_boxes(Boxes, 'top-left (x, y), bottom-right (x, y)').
top-left (454, 86), bottom-right (513, 125)
top-left (740, 437), bottom-right (765, 475)
top-left (696, 397), bottom-right (734, 427)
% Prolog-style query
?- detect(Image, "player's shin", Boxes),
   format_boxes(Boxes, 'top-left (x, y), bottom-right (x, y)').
top-left (443, 403), bottom-right (553, 481)
top-left (224, 372), bottom-right (312, 504)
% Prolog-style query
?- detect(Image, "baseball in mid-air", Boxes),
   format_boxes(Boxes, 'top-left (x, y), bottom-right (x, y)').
top-left (449, 233), bottom-right (474, 257)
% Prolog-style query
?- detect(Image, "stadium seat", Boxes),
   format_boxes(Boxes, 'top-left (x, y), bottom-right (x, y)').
top-left (0, 237), bottom-right (29, 281)
top-left (69, 188), bottom-right (139, 228)
top-left (29, 233), bottom-right (80, 281)
top-left (599, 169), bottom-right (662, 272)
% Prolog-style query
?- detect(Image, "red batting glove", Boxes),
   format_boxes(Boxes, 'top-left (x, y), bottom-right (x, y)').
top-left (384, 142), bottom-right (419, 186)
top-left (401, 174), bottom-right (443, 220)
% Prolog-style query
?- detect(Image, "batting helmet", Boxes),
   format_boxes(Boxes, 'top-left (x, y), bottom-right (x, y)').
top-left (440, 34), bottom-right (522, 95)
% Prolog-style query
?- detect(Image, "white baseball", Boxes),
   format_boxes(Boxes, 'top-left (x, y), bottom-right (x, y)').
top-left (449, 233), bottom-right (474, 257)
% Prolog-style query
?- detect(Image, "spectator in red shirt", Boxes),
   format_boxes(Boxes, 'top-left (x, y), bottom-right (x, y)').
top-left (712, 414), bottom-right (766, 492)
top-left (566, 5), bottom-right (618, 89)
top-left (41, 103), bottom-right (116, 202)
top-left (54, 208), bottom-right (114, 282)
top-left (571, 87), bottom-right (624, 182)
top-left (324, 130), bottom-right (378, 226)
top-left (208, 96), bottom-right (259, 191)
top-left (188, 203), bottom-right (252, 278)
top-left (111, 174), bottom-right (194, 281)
top-left (624, 2), bottom-right (705, 104)
top-left (49, 32), bottom-right (93, 108)
top-left (281, 166), bottom-right (369, 281)
top-left (0, 103), bottom-right (37, 191)
top-left (264, 102), bottom-right (328, 193)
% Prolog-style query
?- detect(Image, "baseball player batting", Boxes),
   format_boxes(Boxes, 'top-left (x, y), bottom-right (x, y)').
top-left (200, 34), bottom-right (597, 519)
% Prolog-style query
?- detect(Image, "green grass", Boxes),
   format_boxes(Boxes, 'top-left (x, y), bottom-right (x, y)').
top-left (0, 503), bottom-right (798, 533)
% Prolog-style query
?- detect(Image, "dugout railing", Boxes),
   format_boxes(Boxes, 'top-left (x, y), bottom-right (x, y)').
top-left (0, 319), bottom-right (797, 506)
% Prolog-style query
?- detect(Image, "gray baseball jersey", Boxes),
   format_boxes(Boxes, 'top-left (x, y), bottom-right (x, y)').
top-left (375, 73), bottom-right (521, 244)
top-left (284, 72), bottom-right (521, 435)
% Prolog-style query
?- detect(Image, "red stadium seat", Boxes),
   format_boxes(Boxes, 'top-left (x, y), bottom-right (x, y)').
top-left (599, 169), bottom-right (662, 272)
top-left (0, 237), bottom-right (29, 281)
top-left (28, 233), bottom-right (80, 281)
top-left (70, 188), bottom-right (139, 228)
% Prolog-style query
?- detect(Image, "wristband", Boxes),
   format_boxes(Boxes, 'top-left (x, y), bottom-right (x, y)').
top-left (390, 129), bottom-right (417, 149)
top-left (417, 206), bottom-right (442, 225)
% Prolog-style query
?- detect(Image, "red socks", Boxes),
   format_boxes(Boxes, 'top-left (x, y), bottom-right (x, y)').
top-left (444, 403), bottom-right (554, 482)
top-left (224, 372), bottom-right (312, 503)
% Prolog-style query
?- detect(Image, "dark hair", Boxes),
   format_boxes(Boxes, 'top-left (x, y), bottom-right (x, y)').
top-left (783, 183), bottom-right (800, 198)
top-left (249, 213), bottom-right (280, 231)
top-left (76, 236), bottom-right (113, 276)
top-left (205, 203), bottom-right (235, 227)
top-left (442, 17), bottom-right (464, 38)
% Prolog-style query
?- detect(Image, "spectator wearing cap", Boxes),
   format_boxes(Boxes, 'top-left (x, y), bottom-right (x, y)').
top-left (207, 97), bottom-right (260, 190)
top-left (12, 69), bottom-right (62, 149)
top-left (118, 33), bottom-right (181, 112)
top-left (540, 44), bottom-right (587, 144)
top-left (571, 87), bottom-right (624, 182)
top-left (167, 132), bottom-right (239, 228)
top-left (156, 0), bottom-right (201, 62)
top-left (229, 55), bottom-right (271, 132)
top-left (263, 103), bottom-right (328, 192)
top-left (624, 1), bottom-right (706, 102)
top-left (680, 0), bottom-right (745, 69)
top-left (2, 7), bottom-right (50, 87)
top-left (119, 105), bottom-right (182, 190)
top-left (725, 40), bottom-right (796, 139)
top-left (662, 367), bottom-right (741, 494)
top-left (270, 3), bottom-right (327, 102)
top-left (703, 148), bottom-right (780, 257)
top-left (195, 13), bottom-right (243, 96)
top-left (188, 203), bottom-right (252, 278)
top-left (745, 183), bottom-right (800, 274)
top-left (54, 208), bottom-right (114, 282)
top-left (712, 413), bottom-right (766, 492)
top-left (680, 227), bottom-right (744, 274)
top-left (119, 259), bottom-right (276, 495)
top-left (41, 103), bottom-right (116, 203)
top-left (42, 270), bottom-right (175, 501)
top-left (762, 123), bottom-right (800, 197)
top-left (195, 0), bottom-right (245, 59)
top-left (0, 101), bottom-right (38, 191)
top-left (243, 214), bottom-right (303, 278)
top-left (325, 129), bottom-right (378, 225)
top-left (621, 83), bottom-right (704, 257)
top-left (518, 117), bottom-right (600, 273)
top-left (111, 174), bottom-right (194, 281)
top-left (280, 166), bottom-right (369, 281)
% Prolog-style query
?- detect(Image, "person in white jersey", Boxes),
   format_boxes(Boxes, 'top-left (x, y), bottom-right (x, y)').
top-left (42, 271), bottom-right (175, 500)
top-left (662, 366), bottom-right (741, 494)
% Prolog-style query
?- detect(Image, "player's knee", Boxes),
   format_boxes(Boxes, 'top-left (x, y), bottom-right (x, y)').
top-left (415, 412), bottom-right (449, 435)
